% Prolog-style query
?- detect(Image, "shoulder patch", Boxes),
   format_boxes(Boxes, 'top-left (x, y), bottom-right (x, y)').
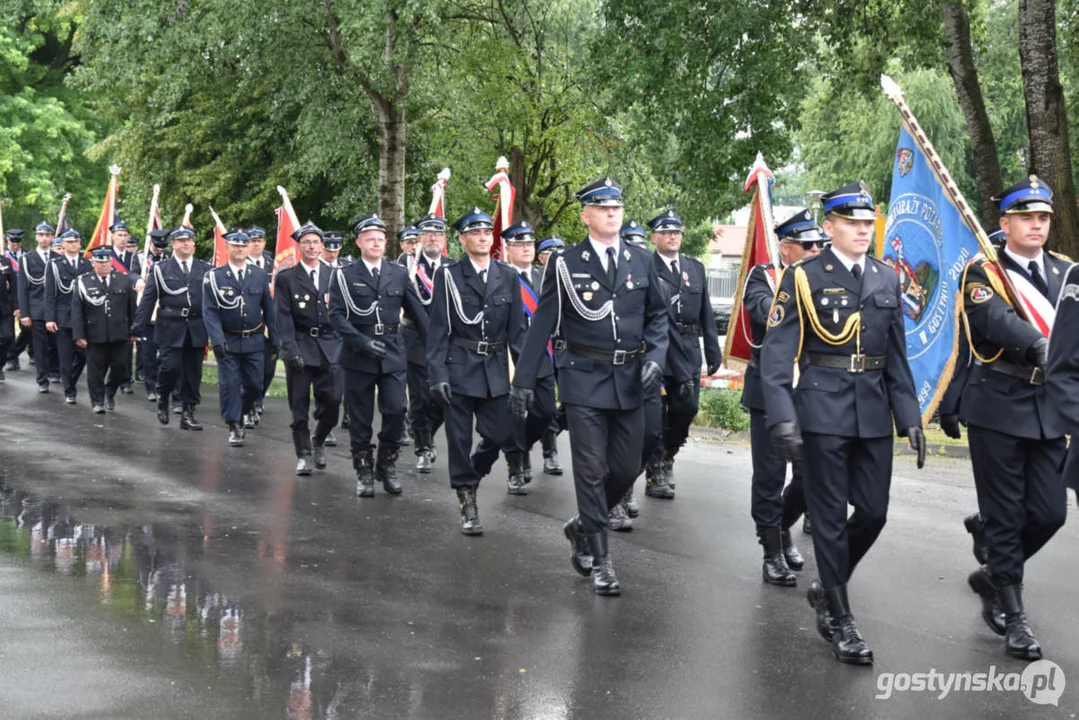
top-left (767, 305), bottom-right (785, 327)
top-left (1049, 250), bottom-right (1074, 263)
top-left (969, 285), bottom-right (993, 304)
top-left (776, 290), bottom-right (790, 304)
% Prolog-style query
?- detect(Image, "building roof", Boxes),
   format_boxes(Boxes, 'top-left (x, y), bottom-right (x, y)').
top-left (710, 224), bottom-right (747, 256)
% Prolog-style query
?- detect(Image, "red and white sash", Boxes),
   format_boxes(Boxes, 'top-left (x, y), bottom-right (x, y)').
top-left (984, 262), bottom-right (1055, 337)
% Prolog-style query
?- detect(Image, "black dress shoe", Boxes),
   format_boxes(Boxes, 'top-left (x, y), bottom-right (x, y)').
top-left (228, 423), bottom-right (244, 447)
top-left (562, 518), bottom-right (594, 577)
top-left (964, 513), bottom-right (988, 566)
top-left (312, 443), bottom-right (327, 470)
top-left (38, 383), bottom-right (49, 393)
top-left (826, 585), bottom-right (873, 665)
top-left (105, 396), bottom-right (116, 411)
top-left (623, 488), bottom-right (640, 518)
top-left (806, 580), bottom-right (834, 642)
top-left (376, 445), bottom-right (403, 495)
top-left (180, 407), bottom-right (203, 431)
top-left (968, 567), bottom-right (1006, 636)
top-left (254, 400), bottom-right (264, 415)
top-left (585, 533), bottom-right (620, 596)
top-left (416, 448), bottom-right (433, 473)
top-left (802, 514), bottom-right (813, 535)
top-left (759, 526), bottom-right (796, 586)
top-left (355, 452), bottom-right (375, 497)
top-left (506, 452), bottom-right (529, 495)
top-left (157, 397), bottom-right (170, 425)
top-left (456, 487), bottom-right (483, 536)
top-left (781, 529), bottom-right (805, 570)
top-left (64, 396), bottom-right (76, 405)
top-left (999, 584), bottom-right (1042, 660)
top-left (296, 455), bottom-right (313, 476)
top-left (541, 430), bottom-right (563, 475)
top-left (243, 412), bottom-right (257, 429)
top-left (324, 431), bottom-right (337, 447)
top-left (92, 404), bottom-right (105, 414)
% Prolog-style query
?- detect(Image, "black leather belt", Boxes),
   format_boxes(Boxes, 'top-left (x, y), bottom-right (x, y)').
top-left (159, 306), bottom-right (201, 319)
top-left (451, 337), bottom-right (506, 356)
top-left (224, 323), bottom-right (264, 338)
top-left (803, 352), bottom-right (886, 373)
top-left (676, 322), bottom-right (701, 335)
top-left (356, 323), bottom-right (399, 336)
top-left (298, 325), bottom-right (336, 338)
top-left (560, 341), bottom-right (645, 366)
top-left (977, 359), bottom-right (1044, 386)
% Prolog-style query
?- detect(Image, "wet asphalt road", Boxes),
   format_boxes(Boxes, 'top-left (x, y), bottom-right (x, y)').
top-left (0, 368), bottom-right (1077, 719)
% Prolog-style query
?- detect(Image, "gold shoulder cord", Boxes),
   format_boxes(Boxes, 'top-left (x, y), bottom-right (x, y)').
top-left (792, 266), bottom-right (861, 360)
top-left (958, 261), bottom-right (1005, 364)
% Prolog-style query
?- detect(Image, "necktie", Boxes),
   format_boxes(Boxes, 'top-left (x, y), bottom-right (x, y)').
top-left (520, 270), bottom-right (531, 287)
top-left (670, 259), bottom-right (678, 277)
top-left (70, 258), bottom-right (77, 270)
top-left (237, 268), bottom-right (244, 284)
top-left (1029, 261), bottom-right (1048, 297)
top-left (104, 275), bottom-right (110, 289)
top-left (310, 268), bottom-right (317, 285)
top-left (479, 268), bottom-right (487, 284)
top-left (372, 266), bottom-right (380, 282)
top-left (605, 247), bottom-right (616, 287)
top-left (181, 260), bottom-right (189, 276)
top-left (851, 263), bottom-right (862, 283)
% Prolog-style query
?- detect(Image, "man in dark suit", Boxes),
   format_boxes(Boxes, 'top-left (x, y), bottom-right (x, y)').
top-left (427, 207), bottom-right (527, 535)
top-left (330, 214), bottom-right (429, 495)
top-left (1046, 261), bottom-right (1079, 491)
top-left (958, 176), bottom-right (1070, 662)
top-left (533, 234), bottom-right (566, 477)
top-left (276, 223), bottom-right (344, 475)
top-left (246, 225), bottom-right (276, 417)
top-left (5, 229), bottom-right (31, 371)
top-left (203, 229), bottom-right (279, 447)
top-left (0, 235), bottom-right (15, 379)
top-left (72, 246), bottom-right (138, 413)
top-left (17, 221), bottom-right (58, 392)
top-left (134, 226), bottom-right (210, 430)
top-left (741, 210), bottom-right (821, 588)
top-left (133, 229), bottom-right (172, 401)
top-left (510, 177), bottom-right (669, 596)
top-left (761, 181), bottom-right (925, 665)
top-left (109, 221), bottom-right (140, 394)
top-left (44, 229), bottom-right (91, 403)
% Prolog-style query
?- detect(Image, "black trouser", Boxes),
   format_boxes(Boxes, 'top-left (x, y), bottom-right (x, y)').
top-left (445, 393), bottom-right (512, 489)
top-left (968, 425), bottom-right (1067, 587)
top-left (55, 327), bottom-right (86, 398)
top-left (286, 361), bottom-right (342, 442)
top-left (157, 338), bottom-right (205, 406)
top-left (343, 366), bottom-right (406, 456)
top-left (642, 390), bottom-right (663, 467)
top-left (1064, 441), bottom-right (1079, 494)
top-left (7, 323), bottom-right (30, 362)
top-left (260, 344), bottom-right (276, 400)
top-left (30, 320), bottom-right (51, 384)
top-left (801, 432), bottom-right (892, 590)
top-left (662, 376), bottom-right (700, 458)
top-left (405, 360), bottom-right (443, 437)
top-left (86, 340), bottom-right (131, 405)
top-left (502, 373), bottom-right (556, 454)
top-left (217, 350), bottom-right (262, 423)
top-left (0, 334), bottom-right (11, 370)
top-left (124, 341), bottom-right (134, 386)
top-left (564, 403), bottom-right (646, 534)
top-left (137, 337), bottom-right (160, 394)
top-left (749, 408), bottom-right (805, 528)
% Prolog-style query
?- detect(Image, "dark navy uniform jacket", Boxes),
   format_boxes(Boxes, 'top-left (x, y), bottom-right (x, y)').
top-left (329, 259), bottom-right (429, 374)
top-left (17, 248), bottom-right (51, 319)
top-left (513, 238), bottom-right (669, 411)
top-left (1047, 263), bottom-right (1079, 433)
top-left (202, 264), bottom-right (278, 354)
top-left (653, 252), bottom-right (721, 384)
top-left (740, 263), bottom-right (780, 412)
top-left (398, 253), bottom-right (443, 367)
top-left (275, 262), bottom-right (340, 368)
top-left (45, 256), bottom-right (92, 328)
top-left (960, 251), bottom-right (1072, 440)
top-left (134, 256), bottom-right (210, 348)
top-left (248, 251), bottom-right (274, 276)
top-left (112, 249), bottom-right (142, 276)
top-left (515, 264), bottom-right (554, 380)
top-left (0, 256), bottom-right (14, 339)
top-left (71, 272), bottom-right (138, 343)
top-left (427, 258), bottom-right (526, 398)
top-left (760, 246), bottom-right (920, 438)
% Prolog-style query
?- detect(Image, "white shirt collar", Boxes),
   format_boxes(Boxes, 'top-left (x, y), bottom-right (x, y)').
top-left (830, 248), bottom-right (865, 274)
top-left (228, 261), bottom-right (247, 276)
top-left (362, 258), bottom-right (382, 275)
top-left (1004, 245), bottom-right (1044, 277)
top-left (469, 257), bottom-right (491, 277)
top-left (587, 236), bottom-right (621, 269)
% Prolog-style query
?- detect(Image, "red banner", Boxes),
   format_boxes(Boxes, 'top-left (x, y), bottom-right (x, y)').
top-left (85, 166), bottom-right (121, 257)
top-left (486, 161), bottom-right (515, 261)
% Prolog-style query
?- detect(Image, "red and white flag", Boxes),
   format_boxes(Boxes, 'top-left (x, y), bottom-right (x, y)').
top-left (485, 157), bottom-right (515, 261)
top-left (84, 165), bottom-right (121, 257)
top-left (273, 185), bottom-right (301, 286)
top-left (208, 206), bottom-right (229, 268)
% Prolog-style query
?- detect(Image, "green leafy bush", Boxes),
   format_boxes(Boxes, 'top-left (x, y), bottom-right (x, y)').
top-left (698, 388), bottom-right (750, 432)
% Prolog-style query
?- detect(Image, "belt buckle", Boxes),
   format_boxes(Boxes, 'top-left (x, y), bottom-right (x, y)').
top-left (180, 307), bottom-right (190, 318)
top-left (240, 330), bottom-right (251, 338)
top-left (374, 323), bottom-right (385, 336)
top-left (849, 353), bottom-right (866, 373)
top-left (1031, 367), bottom-right (1045, 386)
top-left (309, 327), bottom-right (320, 337)
top-left (612, 349), bottom-right (626, 365)
top-left (475, 340), bottom-right (489, 356)
top-left (554, 339), bottom-right (566, 351)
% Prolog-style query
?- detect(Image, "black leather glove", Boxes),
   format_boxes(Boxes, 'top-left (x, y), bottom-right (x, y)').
top-left (508, 386), bottom-right (534, 419)
top-left (907, 426), bottom-right (927, 469)
top-left (640, 360), bottom-right (663, 393)
top-left (270, 344), bottom-right (281, 359)
top-left (770, 421), bottom-right (802, 462)
top-left (286, 355), bottom-right (305, 372)
top-left (940, 414), bottom-right (961, 440)
top-left (212, 344), bottom-right (228, 361)
top-left (1029, 336), bottom-right (1049, 371)
top-left (677, 380), bottom-right (696, 398)
top-left (707, 361), bottom-right (721, 376)
top-left (360, 337), bottom-right (388, 360)
top-left (430, 382), bottom-right (453, 408)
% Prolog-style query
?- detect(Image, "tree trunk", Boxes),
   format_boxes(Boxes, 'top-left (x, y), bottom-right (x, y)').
top-left (943, 2), bottom-right (1003, 230)
top-left (1018, 0), bottom-right (1079, 257)
top-left (377, 100), bottom-right (407, 257)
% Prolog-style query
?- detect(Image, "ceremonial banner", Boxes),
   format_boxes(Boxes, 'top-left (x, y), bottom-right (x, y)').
top-left (85, 164), bottom-right (121, 257)
top-left (485, 157), bottom-right (515, 261)
top-left (208, 207), bottom-right (229, 268)
top-left (272, 185), bottom-right (301, 289)
top-left (56, 193), bottom-right (71, 235)
top-left (140, 185), bottom-right (163, 280)
top-left (883, 126), bottom-right (981, 423)
top-left (429, 168), bottom-right (450, 255)
top-left (723, 154), bottom-right (779, 370)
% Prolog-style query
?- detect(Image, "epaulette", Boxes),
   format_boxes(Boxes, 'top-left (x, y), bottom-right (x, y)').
top-left (685, 255), bottom-right (705, 268)
top-left (866, 254), bottom-right (890, 269)
top-left (1049, 250), bottom-right (1074, 263)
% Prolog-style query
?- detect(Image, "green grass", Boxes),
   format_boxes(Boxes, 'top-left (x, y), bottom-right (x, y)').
top-left (200, 363), bottom-right (288, 398)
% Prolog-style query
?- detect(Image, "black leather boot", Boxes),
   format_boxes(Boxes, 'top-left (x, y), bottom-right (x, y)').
top-left (964, 513), bottom-right (988, 566)
top-left (156, 393), bottom-right (170, 425)
top-left (414, 428), bottom-right (433, 474)
top-left (781, 528), bottom-right (804, 570)
top-left (758, 526), bottom-right (797, 586)
top-left (664, 450), bottom-right (676, 490)
top-left (293, 430), bottom-right (313, 476)
top-left (541, 430), bottom-right (563, 475)
top-left (227, 422), bottom-right (244, 447)
top-left (522, 452), bottom-right (533, 484)
top-left (586, 532), bottom-right (620, 596)
top-left (967, 567), bottom-right (1006, 636)
top-left (324, 431), bottom-right (338, 447)
top-left (562, 517), bottom-right (593, 576)
top-left (506, 452), bottom-right (529, 495)
top-left (354, 451), bottom-right (375, 497)
top-left (456, 487), bottom-right (483, 536)
top-left (999, 584), bottom-right (1042, 660)
top-left (180, 404), bottom-right (202, 430)
top-left (806, 580), bottom-right (834, 642)
top-left (312, 442), bottom-right (327, 470)
top-left (825, 585), bottom-right (873, 665)
top-left (623, 485), bottom-right (640, 518)
top-left (243, 411), bottom-right (257, 429)
top-left (644, 451), bottom-right (675, 499)
top-left (376, 444), bottom-right (403, 495)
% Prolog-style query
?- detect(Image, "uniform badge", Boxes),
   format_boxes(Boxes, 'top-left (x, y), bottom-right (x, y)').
top-left (581, 250), bottom-right (591, 262)
top-left (825, 264), bottom-right (834, 271)
top-left (969, 286), bottom-right (993, 304)
top-left (304, 294), bottom-right (310, 301)
top-left (626, 280), bottom-right (633, 289)
top-left (871, 265), bottom-right (878, 273)
top-left (832, 309), bottom-right (839, 324)
top-left (583, 292), bottom-right (593, 301)
top-left (299, 302), bottom-right (307, 309)
top-left (623, 250), bottom-right (631, 262)
top-left (683, 271), bottom-right (690, 286)
top-left (823, 288), bottom-right (843, 294)
top-left (591, 281), bottom-right (600, 290)
top-left (776, 291), bottom-right (790, 304)
top-left (821, 297), bottom-right (829, 306)
top-left (768, 306), bottom-right (784, 327)
top-left (1052, 266), bottom-right (1060, 275)
top-left (841, 297), bottom-right (849, 307)
top-left (324, 293), bottom-right (330, 305)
